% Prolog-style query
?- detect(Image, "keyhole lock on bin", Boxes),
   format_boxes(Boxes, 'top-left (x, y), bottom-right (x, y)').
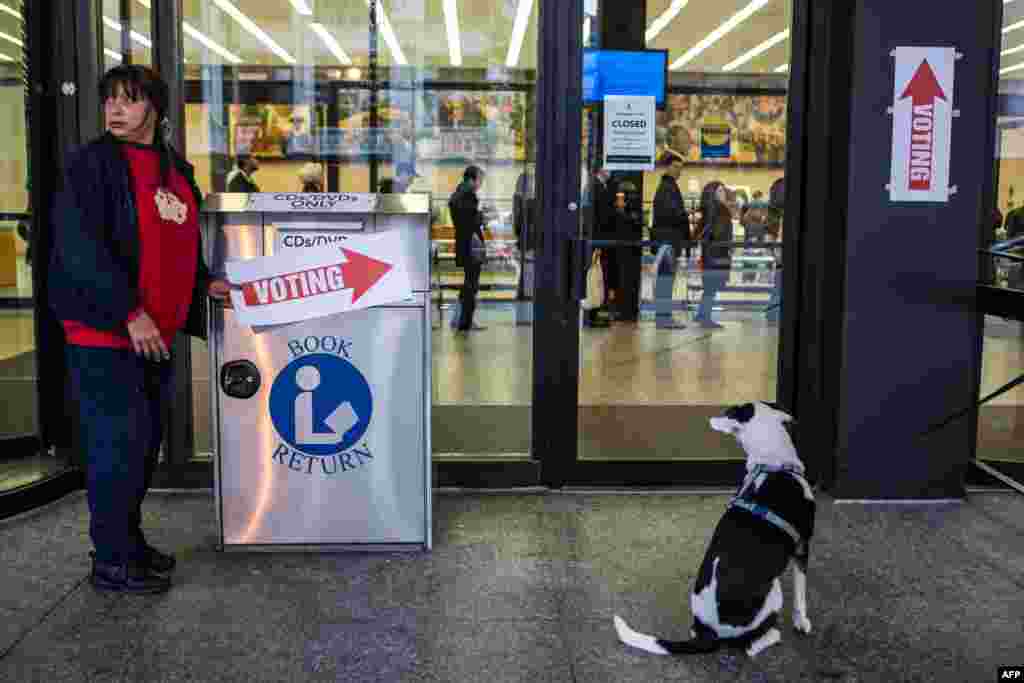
top-left (220, 360), bottom-right (261, 399)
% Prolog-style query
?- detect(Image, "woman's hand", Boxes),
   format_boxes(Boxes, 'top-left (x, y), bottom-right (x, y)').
top-left (127, 311), bottom-right (168, 361)
top-left (208, 279), bottom-right (234, 309)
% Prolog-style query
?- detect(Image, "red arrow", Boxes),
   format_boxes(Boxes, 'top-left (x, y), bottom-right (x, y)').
top-left (899, 59), bottom-right (946, 192)
top-left (899, 59), bottom-right (946, 106)
top-left (339, 248), bottom-right (393, 302)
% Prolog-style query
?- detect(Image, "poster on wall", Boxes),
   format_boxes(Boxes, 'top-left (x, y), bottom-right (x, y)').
top-left (888, 46), bottom-right (957, 203)
top-left (656, 93), bottom-right (787, 166)
top-left (603, 95), bottom-right (656, 170)
top-left (231, 104), bottom-right (326, 159)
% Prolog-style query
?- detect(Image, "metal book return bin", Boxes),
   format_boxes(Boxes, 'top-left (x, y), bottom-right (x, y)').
top-left (201, 193), bottom-right (432, 552)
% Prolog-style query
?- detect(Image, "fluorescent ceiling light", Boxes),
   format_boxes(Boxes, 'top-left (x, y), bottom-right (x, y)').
top-left (0, 30), bottom-right (22, 48)
top-left (506, 0), bottom-right (534, 68)
top-left (1004, 19), bottom-right (1024, 34)
top-left (183, 22), bottom-right (243, 64)
top-left (105, 48), bottom-right (123, 62)
top-left (103, 16), bottom-right (153, 49)
top-left (443, 0), bottom-right (462, 67)
top-left (671, 0), bottom-right (771, 70)
top-left (1003, 43), bottom-right (1024, 58)
top-left (583, 16), bottom-right (591, 47)
top-left (1002, 61), bottom-right (1024, 75)
top-left (310, 23), bottom-right (352, 65)
top-left (646, 0), bottom-right (690, 43)
top-left (0, 52), bottom-right (11, 61)
top-left (367, 0), bottom-right (407, 66)
top-left (0, 3), bottom-right (20, 20)
top-left (290, 0), bottom-right (313, 15)
top-left (774, 63), bottom-right (789, 73)
top-left (722, 29), bottom-right (789, 71)
top-left (212, 0), bottom-right (296, 64)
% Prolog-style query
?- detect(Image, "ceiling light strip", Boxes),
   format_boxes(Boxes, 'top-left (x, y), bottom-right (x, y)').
top-left (290, 0), bottom-right (313, 15)
top-left (1003, 44), bottom-right (1024, 57)
top-left (0, 3), bottom-right (20, 20)
top-left (103, 16), bottom-right (153, 49)
top-left (310, 23), bottom-right (352, 65)
top-left (105, 48), bottom-right (123, 62)
top-left (212, 0), bottom-right (296, 64)
top-left (506, 0), bottom-right (534, 68)
top-left (774, 63), bottom-right (789, 73)
top-left (367, 0), bottom-right (407, 66)
top-left (646, 0), bottom-right (690, 44)
top-left (183, 22), bottom-right (243, 64)
top-left (671, 0), bottom-right (771, 70)
top-left (1004, 19), bottom-right (1024, 35)
top-left (443, 0), bottom-right (463, 67)
top-left (722, 29), bottom-right (789, 71)
top-left (0, 30), bottom-right (22, 48)
top-left (1001, 61), bottom-right (1024, 75)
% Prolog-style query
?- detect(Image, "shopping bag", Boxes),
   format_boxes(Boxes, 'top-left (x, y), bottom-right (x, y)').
top-left (581, 249), bottom-right (605, 311)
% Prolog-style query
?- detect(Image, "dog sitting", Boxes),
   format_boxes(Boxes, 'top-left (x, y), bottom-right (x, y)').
top-left (614, 401), bottom-right (815, 658)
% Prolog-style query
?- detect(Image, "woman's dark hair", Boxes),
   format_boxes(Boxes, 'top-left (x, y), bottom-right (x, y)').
top-left (464, 165), bottom-right (485, 182)
top-left (99, 65), bottom-right (173, 187)
top-left (699, 180), bottom-right (727, 239)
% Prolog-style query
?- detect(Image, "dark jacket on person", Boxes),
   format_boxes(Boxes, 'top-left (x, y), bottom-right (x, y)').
top-left (227, 169), bottom-right (259, 193)
top-left (651, 174), bottom-right (690, 251)
top-left (701, 199), bottom-right (734, 268)
top-left (449, 180), bottom-right (485, 268)
top-left (587, 176), bottom-right (618, 239)
top-left (48, 132), bottom-right (211, 340)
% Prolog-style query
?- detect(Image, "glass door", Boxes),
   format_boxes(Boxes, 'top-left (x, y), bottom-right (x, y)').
top-left (175, 1), bottom-right (539, 484)
top-left (567, 0), bottom-right (796, 484)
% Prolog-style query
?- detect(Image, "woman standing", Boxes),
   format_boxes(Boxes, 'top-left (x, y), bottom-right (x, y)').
top-left (48, 66), bottom-right (230, 594)
top-left (695, 180), bottom-right (733, 328)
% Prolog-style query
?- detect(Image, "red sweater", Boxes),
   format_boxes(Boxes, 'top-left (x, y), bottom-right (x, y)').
top-left (63, 143), bottom-right (200, 348)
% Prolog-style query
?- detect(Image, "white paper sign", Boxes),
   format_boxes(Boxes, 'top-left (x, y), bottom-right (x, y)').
top-left (245, 193), bottom-right (379, 213)
top-left (889, 46), bottom-right (957, 203)
top-left (603, 95), bottom-right (656, 171)
top-left (226, 231), bottom-right (413, 328)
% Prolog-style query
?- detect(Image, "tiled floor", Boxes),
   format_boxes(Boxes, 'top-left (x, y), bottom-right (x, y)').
top-left (1, 489), bottom-right (1023, 682)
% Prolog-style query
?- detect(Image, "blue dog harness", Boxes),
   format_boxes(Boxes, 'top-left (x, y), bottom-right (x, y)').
top-left (728, 464), bottom-right (809, 555)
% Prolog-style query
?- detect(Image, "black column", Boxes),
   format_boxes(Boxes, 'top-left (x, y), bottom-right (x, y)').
top-left (827, 0), bottom-right (1001, 498)
top-left (534, 0), bottom-right (583, 486)
top-left (597, 3), bottom-right (647, 194)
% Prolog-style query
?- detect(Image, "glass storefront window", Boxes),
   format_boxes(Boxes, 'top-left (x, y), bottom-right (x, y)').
top-left (103, 0), bottom-right (153, 69)
top-left (977, 3), bottom-right (1024, 479)
top-left (576, 0), bottom-right (791, 461)
top-left (186, 1), bottom-right (537, 460)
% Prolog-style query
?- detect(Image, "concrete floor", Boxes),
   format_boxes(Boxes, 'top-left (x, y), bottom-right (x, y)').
top-left (1, 488), bottom-right (1022, 682)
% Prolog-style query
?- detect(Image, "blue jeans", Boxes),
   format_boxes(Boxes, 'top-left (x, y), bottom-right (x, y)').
top-left (767, 267), bottom-right (782, 321)
top-left (654, 244), bottom-right (678, 326)
top-left (66, 346), bottom-right (174, 564)
top-left (696, 268), bottom-right (729, 322)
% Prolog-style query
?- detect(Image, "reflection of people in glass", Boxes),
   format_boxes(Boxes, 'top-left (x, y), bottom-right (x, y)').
top-left (695, 180), bottom-right (733, 329)
top-left (613, 181), bottom-right (643, 323)
top-left (298, 162), bottom-right (323, 192)
top-left (651, 152), bottom-right (690, 329)
top-left (281, 115), bottom-right (314, 157)
top-left (449, 166), bottom-right (487, 332)
top-left (226, 154), bottom-right (260, 192)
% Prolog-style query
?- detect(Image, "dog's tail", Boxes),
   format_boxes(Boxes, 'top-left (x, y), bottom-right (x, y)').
top-left (613, 615), bottom-right (719, 656)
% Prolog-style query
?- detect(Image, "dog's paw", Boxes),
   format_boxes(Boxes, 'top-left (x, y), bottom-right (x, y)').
top-left (792, 612), bottom-right (812, 635)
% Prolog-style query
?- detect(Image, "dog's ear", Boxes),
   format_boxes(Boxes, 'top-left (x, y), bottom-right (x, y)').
top-left (725, 403), bottom-right (756, 424)
top-left (763, 402), bottom-right (795, 423)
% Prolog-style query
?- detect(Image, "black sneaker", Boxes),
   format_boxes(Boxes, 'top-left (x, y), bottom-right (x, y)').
top-left (90, 554), bottom-right (171, 594)
top-left (144, 545), bottom-right (177, 574)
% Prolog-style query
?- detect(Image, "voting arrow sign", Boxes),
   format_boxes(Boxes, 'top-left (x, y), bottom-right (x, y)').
top-left (889, 46), bottom-right (957, 203)
top-left (227, 231), bottom-right (413, 329)
top-left (899, 60), bottom-right (946, 192)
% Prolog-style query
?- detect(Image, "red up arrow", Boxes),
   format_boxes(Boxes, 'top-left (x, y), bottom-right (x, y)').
top-left (899, 59), bottom-right (946, 192)
top-left (339, 248), bottom-right (393, 302)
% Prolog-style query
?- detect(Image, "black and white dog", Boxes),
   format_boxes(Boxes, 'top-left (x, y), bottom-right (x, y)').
top-left (615, 402), bottom-right (815, 658)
